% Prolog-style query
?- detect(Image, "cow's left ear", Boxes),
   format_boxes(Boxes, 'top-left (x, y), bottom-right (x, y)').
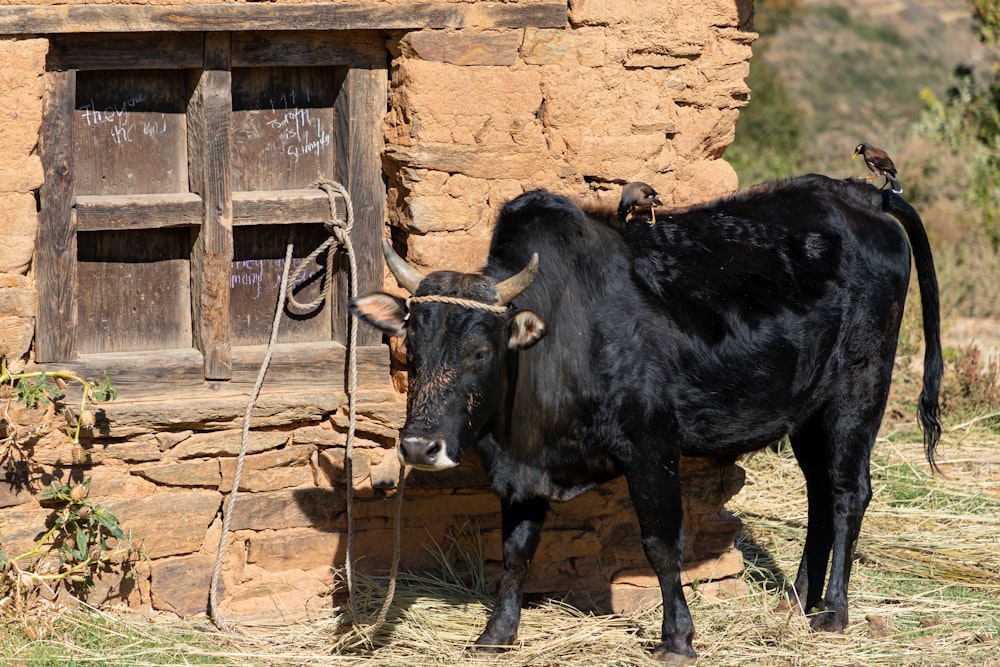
top-left (508, 310), bottom-right (546, 349)
top-left (350, 293), bottom-right (408, 337)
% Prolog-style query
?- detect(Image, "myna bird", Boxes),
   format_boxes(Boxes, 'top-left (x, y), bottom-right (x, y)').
top-left (852, 143), bottom-right (903, 194)
top-left (618, 181), bottom-right (663, 225)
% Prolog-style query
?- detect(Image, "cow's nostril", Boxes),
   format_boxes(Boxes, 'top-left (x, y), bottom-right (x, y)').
top-left (426, 440), bottom-right (442, 459)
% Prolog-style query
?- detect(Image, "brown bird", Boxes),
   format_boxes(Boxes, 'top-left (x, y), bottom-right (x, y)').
top-left (618, 181), bottom-right (663, 225)
top-left (852, 143), bottom-right (903, 194)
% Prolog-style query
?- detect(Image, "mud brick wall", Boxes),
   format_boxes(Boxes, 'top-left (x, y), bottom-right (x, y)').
top-left (0, 0), bottom-right (756, 620)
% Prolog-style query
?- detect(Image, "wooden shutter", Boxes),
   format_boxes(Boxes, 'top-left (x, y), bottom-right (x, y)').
top-left (37, 31), bottom-right (386, 383)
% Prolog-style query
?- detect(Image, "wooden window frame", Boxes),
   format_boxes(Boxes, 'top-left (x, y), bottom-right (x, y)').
top-left (35, 31), bottom-right (389, 428)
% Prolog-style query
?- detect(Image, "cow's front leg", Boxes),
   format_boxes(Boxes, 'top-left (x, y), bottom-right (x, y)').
top-left (623, 446), bottom-right (696, 666)
top-left (474, 496), bottom-right (549, 650)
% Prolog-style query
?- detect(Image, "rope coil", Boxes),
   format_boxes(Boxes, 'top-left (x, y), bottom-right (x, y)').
top-left (208, 179), bottom-right (404, 642)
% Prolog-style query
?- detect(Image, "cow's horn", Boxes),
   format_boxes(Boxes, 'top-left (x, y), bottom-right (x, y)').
top-left (382, 238), bottom-right (425, 294)
top-left (495, 254), bottom-right (539, 305)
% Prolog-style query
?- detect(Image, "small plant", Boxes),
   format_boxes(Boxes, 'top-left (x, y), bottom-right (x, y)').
top-left (1, 352), bottom-right (118, 468)
top-left (0, 350), bottom-right (135, 623)
top-left (0, 478), bottom-right (140, 617)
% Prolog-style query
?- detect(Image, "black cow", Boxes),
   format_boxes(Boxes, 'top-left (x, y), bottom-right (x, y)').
top-left (351, 174), bottom-right (942, 665)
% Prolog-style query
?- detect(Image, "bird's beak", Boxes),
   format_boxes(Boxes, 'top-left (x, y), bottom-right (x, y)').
top-left (851, 150), bottom-right (860, 159)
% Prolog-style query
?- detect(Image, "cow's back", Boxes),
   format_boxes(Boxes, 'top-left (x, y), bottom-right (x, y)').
top-left (484, 178), bottom-right (914, 462)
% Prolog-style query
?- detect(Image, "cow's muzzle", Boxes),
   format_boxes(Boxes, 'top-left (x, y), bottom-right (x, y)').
top-left (398, 435), bottom-right (459, 470)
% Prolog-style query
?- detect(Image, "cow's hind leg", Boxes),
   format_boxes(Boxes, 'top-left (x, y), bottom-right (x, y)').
top-left (791, 406), bottom-right (877, 633)
top-left (622, 442), bottom-right (696, 665)
top-left (474, 497), bottom-right (548, 650)
top-left (787, 415), bottom-right (835, 616)
top-left (813, 410), bottom-right (875, 632)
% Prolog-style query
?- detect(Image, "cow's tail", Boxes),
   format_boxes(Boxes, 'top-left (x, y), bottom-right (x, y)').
top-left (883, 191), bottom-right (944, 473)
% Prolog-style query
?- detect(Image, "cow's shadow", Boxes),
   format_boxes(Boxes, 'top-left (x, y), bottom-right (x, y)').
top-left (734, 526), bottom-right (793, 595)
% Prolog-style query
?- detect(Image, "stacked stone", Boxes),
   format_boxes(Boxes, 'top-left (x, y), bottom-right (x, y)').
top-left (383, 0), bottom-right (754, 274)
top-left (0, 39), bottom-right (46, 369)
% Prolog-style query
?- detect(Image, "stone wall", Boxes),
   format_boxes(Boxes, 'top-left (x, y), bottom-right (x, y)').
top-left (385, 0), bottom-right (755, 274)
top-left (0, 0), bottom-right (756, 621)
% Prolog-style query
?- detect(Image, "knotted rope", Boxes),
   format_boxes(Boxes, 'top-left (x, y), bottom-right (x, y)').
top-left (209, 180), bottom-right (405, 642)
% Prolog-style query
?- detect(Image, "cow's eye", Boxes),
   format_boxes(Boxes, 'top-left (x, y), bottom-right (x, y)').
top-left (466, 347), bottom-right (492, 368)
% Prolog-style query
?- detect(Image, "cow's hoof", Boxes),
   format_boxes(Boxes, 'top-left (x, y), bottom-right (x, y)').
top-left (651, 645), bottom-right (697, 665)
top-left (472, 635), bottom-right (515, 654)
top-left (809, 608), bottom-right (847, 633)
top-left (466, 644), bottom-right (508, 661)
top-left (470, 644), bottom-right (507, 654)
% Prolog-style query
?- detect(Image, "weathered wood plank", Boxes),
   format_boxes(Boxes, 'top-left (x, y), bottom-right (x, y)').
top-left (48, 32), bottom-right (205, 71)
top-left (38, 342), bottom-right (386, 385)
top-left (231, 30), bottom-right (385, 68)
top-left (0, 3), bottom-right (568, 35)
top-left (334, 66), bottom-right (387, 346)
top-left (230, 66), bottom-right (339, 192)
top-left (73, 70), bottom-right (190, 196)
top-left (75, 193), bottom-right (204, 231)
top-left (76, 228), bottom-right (194, 354)
top-left (232, 189), bottom-right (347, 227)
top-left (35, 70), bottom-right (78, 363)
top-left (188, 33), bottom-right (234, 380)
top-left (35, 343), bottom-right (393, 436)
top-left (230, 224), bottom-right (333, 346)
top-left (73, 189), bottom-right (348, 231)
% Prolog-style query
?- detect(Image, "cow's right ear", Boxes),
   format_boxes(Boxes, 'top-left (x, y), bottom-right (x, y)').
top-left (350, 294), bottom-right (408, 337)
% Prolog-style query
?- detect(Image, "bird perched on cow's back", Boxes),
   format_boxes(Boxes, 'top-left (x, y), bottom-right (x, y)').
top-left (618, 181), bottom-right (663, 225)
top-left (852, 143), bottom-right (902, 194)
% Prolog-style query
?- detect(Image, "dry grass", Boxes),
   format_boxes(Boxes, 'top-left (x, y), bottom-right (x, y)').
top-left (4, 420), bottom-right (999, 666)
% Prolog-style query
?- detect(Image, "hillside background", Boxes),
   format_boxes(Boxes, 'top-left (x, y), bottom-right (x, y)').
top-left (727, 0), bottom-right (1000, 412)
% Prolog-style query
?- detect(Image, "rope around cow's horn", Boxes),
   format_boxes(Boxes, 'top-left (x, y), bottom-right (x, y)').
top-left (208, 179), bottom-right (406, 643)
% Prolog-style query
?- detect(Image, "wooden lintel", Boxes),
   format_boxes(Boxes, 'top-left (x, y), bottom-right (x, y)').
top-left (0, 2), bottom-right (568, 36)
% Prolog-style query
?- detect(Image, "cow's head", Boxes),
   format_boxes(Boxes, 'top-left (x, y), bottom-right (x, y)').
top-left (350, 240), bottom-right (546, 470)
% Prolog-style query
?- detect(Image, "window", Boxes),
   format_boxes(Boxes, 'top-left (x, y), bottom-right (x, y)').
top-left (36, 32), bottom-right (388, 424)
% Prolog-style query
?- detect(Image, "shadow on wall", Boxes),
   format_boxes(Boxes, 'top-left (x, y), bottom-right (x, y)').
top-left (284, 450), bottom-right (747, 623)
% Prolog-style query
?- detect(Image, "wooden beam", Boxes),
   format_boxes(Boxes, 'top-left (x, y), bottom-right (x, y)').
top-left (34, 343), bottom-right (393, 437)
top-left (232, 189), bottom-right (347, 227)
top-left (35, 70), bottom-right (78, 363)
top-left (231, 30), bottom-right (386, 68)
top-left (72, 190), bottom-right (349, 231)
top-left (335, 66), bottom-right (387, 346)
top-left (0, 2), bottom-right (568, 35)
top-left (48, 32), bottom-right (205, 70)
top-left (75, 193), bottom-right (204, 231)
top-left (188, 33), bottom-right (234, 380)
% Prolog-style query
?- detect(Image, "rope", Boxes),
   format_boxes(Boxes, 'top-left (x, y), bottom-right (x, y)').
top-left (406, 294), bottom-right (507, 314)
top-left (209, 231), bottom-right (297, 635)
top-left (208, 179), bottom-right (406, 641)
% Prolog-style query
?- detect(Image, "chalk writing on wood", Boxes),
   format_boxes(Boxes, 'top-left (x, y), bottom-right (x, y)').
top-left (79, 95), bottom-right (170, 146)
top-left (230, 258), bottom-right (322, 300)
top-left (262, 89), bottom-right (331, 164)
top-left (73, 70), bottom-right (188, 196)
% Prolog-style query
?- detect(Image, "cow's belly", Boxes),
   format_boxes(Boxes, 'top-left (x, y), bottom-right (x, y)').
top-left (479, 434), bottom-right (622, 503)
